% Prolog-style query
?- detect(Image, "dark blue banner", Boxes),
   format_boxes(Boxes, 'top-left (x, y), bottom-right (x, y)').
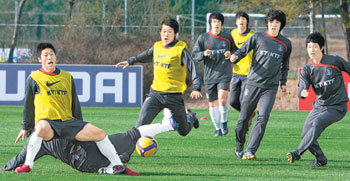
top-left (0, 64), bottom-right (143, 107)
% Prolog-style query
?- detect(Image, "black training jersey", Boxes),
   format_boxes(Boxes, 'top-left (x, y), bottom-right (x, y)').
top-left (192, 31), bottom-right (237, 84)
top-left (299, 54), bottom-right (350, 106)
top-left (234, 32), bottom-right (292, 89)
top-left (2, 128), bottom-right (140, 173)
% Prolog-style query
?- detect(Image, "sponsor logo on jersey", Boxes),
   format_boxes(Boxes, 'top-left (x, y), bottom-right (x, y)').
top-left (258, 50), bottom-right (281, 59)
top-left (325, 68), bottom-right (332, 76)
top-left (237, 42), bottom-right (244, 45)
top-left (278, 45), bottom-right (284, 52)
top-left (207, 44), bottom-right (211, 46)
top-left (47, 90), bottom-right (67, 95)
top-left (314, 78), bottom-right (335, 88)
top-left (154, 61), bottom-right (171, 68)
top-left (157, 54), bottom-right (170, 59)
top-left (46, 81), bottom-right (60, 87)
top-left (212, 49), bottom-right (226, 55)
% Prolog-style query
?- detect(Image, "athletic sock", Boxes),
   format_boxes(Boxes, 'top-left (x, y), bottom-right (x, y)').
top-left (138, 123), bottom-right (173, 137)
top-left (24, 132), bottom-right (43, 169)
top-left (219, 103), bottom-right (229, 123)
top-left (96, 136), bottom-right (122, 167)
top-left (209, 106), bottom-right (221, 130)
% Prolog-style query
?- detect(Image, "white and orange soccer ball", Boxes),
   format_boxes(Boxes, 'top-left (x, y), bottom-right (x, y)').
top-left (136, 136), bottom-right (158, 157)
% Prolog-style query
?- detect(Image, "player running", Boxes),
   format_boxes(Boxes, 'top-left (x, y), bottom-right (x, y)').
top-left (14, 43), bottom-right (128, 174)
top-left (2, 109), bottom-right (176, 174)
top-left (230, 9), bottom-right (292, 160)
top-left (230, 11), bottom-right (256, 138)
top-left (287, 32), bottom-right (349, 167)
top-left (116, 17), bottom-right (202, 136)
top-left (192, 12), bottom-right (237, 137)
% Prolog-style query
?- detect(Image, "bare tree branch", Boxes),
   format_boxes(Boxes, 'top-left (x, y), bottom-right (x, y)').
top-left (8, 0), bottom-right (27, 63)
top-left (339, 0), bottom-right (350, 60)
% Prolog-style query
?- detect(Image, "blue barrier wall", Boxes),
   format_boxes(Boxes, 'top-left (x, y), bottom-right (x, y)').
top-left (0, 64), bottom-right (143, 107)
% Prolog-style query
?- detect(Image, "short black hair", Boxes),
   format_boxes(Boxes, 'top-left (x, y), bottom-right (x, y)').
top-left (235, 11), bottom-right (249, 26)
top-left (160, 17), bottom-right (179, 34)
top-left (209, 12), bottom-right (224, 26)
top-left (306, 32), bottom-right (325, 54)
top-left (37, 42), bottom-right (56, 57)
top-left (265, 9), bottom-right (286, 32)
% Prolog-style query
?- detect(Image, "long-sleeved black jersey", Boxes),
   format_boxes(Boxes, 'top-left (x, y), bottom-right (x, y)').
top-left (234, 32), bottom-right (292, 89)
top-left (1, 128), bottom-right (140, 173)
top-left (22, 68), bottom-right (82, 131)
top-left (192, 31), bottom-right (237, 84)
top-left (127, 39), bottom-right (201, 92)
top-left (299, 54), bottom-right (350, 106)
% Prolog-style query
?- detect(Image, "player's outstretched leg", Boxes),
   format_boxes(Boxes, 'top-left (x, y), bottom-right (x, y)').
top-left (15, 164), bottom-right (31, 173)
top-left (98, 165), bottom-right (125, 175)
top-left (219, 103), bottom-right (229, 135)
top-left (286, 151), bottom-right (300, 164)
top-left (311, 159), bottom-right (327, 168)
top-left (163, 108), bottom-right (177, 130)
top-left (209, 106), bottom-right (221, 136)
top-left (242, 152), bottom-right (256, 160)
top-left (187, 109), bottom-right (199, 129)
top-left (246, 111), bottom-right (256, 135)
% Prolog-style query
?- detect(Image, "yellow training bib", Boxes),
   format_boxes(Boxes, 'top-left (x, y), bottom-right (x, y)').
top-left (231, 28), bottom-right (255, 75)
top-left (31, 70), bottom-right (73, 123)
top-left (151, 40), bottom-right (187, 93)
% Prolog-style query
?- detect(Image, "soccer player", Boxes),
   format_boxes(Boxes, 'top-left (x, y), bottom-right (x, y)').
top-left (230, 11), bottom-right (256, 136)
top-left (230, 9), bottom-right (292, 159)
top-left (2, 109), bottom-right (177, 174)
top-left (286, 32), bottom-right (349, 167)
top-left (192, 12), bottom-right (237, 137)
top-left (115, 17), bottom-right (202, 136)
top-left (15, 43), bottom-right (128, 174)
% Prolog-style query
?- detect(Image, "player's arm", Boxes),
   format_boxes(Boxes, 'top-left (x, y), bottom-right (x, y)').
top-left (229, 35), bottom-right (238, 56)
top-left (115, 45), bottom-right (154, 69)
top-left (230, 33), bottom-right (255, 63)
top-left (280, 41), bottom-right (292, 92)
top-left (181, 49), bottom-right (202, 99)
top-left (337, 56), bottom-right (350, 74)
top-left (298, 66), bottom-right (311, 99)
top-left (16, 76), bottom-right (36, 143)
top-left (192, 35), bottom-right (206, 62)
top-left (71, 76), bottom-right (83, 120)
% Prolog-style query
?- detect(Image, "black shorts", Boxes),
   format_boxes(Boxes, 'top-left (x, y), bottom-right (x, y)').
top-left (205, 82), bottom-right (230, 102)
top-left (45, 118), bottom-right (88, 141)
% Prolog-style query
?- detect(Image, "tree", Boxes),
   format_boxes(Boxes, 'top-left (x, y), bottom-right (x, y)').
top-left (339, 0), bottom-right (350, 60)
top-left (8, 0), bottom-right (27, 63)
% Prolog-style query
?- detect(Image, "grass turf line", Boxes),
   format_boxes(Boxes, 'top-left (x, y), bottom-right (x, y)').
top-left (1, 106), bottom-right (350, 180)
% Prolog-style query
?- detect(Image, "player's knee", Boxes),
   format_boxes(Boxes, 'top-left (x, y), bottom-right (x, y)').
top-left (94, 128), bottom-right (107, 141)
top-left (35, 120), bottom-right (52, 138)
top-left (209, 100), bottom-right (218, 107)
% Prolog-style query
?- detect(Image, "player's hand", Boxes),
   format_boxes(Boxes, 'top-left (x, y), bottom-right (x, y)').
top-left (230, 54), bottom-right (238, 63)
top-left (224, 51), bottom-right (231, 59)
top-left (190, 91), bottom-right (202, 99)
top-left (115, 61), bottom-right (130, 69)
top-left (15, 129), bottom-right (28, 143)
top-left (203, 50), bottom-right (211, 56)
top-left (123, 165), bottom-right (139, 175)
top-left (300, 89), bottom-right (309, 98)
top-left (280, 85), bottom-right (287, 95)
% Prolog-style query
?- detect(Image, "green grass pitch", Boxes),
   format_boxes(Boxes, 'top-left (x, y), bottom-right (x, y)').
top-left (1, 106), bottom-right (350, 180)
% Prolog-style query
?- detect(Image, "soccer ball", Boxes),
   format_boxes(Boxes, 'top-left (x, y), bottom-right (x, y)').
top-left (136, 136), bottom-right (158, 157)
